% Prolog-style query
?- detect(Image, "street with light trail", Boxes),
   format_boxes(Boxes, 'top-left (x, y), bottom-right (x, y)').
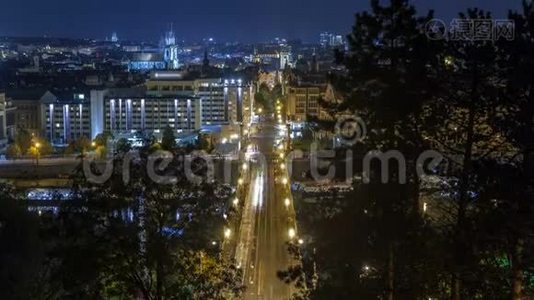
top-left (235, 119), bottom-right (298, 300)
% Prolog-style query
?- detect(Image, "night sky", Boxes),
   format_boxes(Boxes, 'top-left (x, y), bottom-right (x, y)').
top-left (0, 0), bottom-right (523, 43)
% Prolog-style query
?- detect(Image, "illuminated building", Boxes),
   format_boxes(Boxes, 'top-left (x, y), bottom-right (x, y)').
top-left (89, 74), bottom-right (250, 139)
top-left (252, 46), bottom-right (293, 70)
top-left (286, 85), bottom-right (325, 122)
top-left (146, 71), bottom-right (249, 125)
top-left (320, 32), bottom-right (345, 48)
top-left (0, 93), bottom-right (7, 144)
top-left (90, 88), bottom-right (202, 138)
top-left (111, 32), bottom-right (119, 43)
top-left (41, 92), bottom-right (91, 145)
top-left (163, 25), bottom-right (181, 69)
top-left (128, 52), bottom-right (166, 71)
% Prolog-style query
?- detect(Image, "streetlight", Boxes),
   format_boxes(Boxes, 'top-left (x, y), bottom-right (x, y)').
top-left (224, 228), bottom-right (231, 239)
top-left (238, 178), bottom-right (244, 185)
top-left (284, 198), bottom-right (290, 207)
top-left (233, 198), bottom-right (239, 206)
top-left (280, 162), bottom-right (286, 170)
top-left (282, 177), bottom-right (288, 185)
top-left (33, 142), bottom-right (41, 167)
top-left (288, 228), bottom-right (296, 239)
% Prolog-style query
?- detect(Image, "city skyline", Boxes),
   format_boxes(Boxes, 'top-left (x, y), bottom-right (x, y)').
top-left (0, 0), bottom-right (523, 43)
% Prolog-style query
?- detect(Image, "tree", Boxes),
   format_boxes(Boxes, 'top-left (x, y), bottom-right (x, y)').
top-left (14, 128), bottom-right (32, 154)
top-left (115, 138), bottom-right (132, 154)
top-left (93, 132), bottom-right (112, 147)
top-left (68, 141), bottom-right (244, 299)
top-left (197, 133), bottom-right (213, 152)
top-left (92, 132), bottom-right (112, 159)
top-left (310, 1), bottom-right (442, 299)
top-left (161, 126), bottom-right (176, 151)
top-left (6, 143), bottom-right (22, 159)
top-left (0, 184), bottom-right (58, 299)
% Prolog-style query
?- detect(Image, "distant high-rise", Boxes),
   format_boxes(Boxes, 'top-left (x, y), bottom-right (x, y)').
top-left (111, 32), bottom-right (119, 43)
top-left (320, 32), bottom-right (345, 48)
top-left (320, 32), bottom-right (331, 48)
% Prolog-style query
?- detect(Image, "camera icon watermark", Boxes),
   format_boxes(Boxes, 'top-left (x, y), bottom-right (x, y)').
top-left (334, 115), bottom-right (367, 146)
top-left (425, 18), bottom-right (515, 41)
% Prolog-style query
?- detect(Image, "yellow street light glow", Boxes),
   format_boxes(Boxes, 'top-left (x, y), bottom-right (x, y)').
top-left (288, 228), bottom-right (296, 239)
top-left (279, 153), bottom-right (284, 159)
top-left (35, 142), bottom-right (41, 148)
top-left (91, 141), bottom-right (96, 147)
top-left (238, 178), bottom-right (244, 185)
top-left (224, 228), bottom-right (231, 239)
top-left (284, 198), bottom-right (290, 207)
top-left (258, 108), bottom-right (263, 113)
top-left (298, 239), bottom-right (304, 245)
top-left (282, 177), bottom-right (288, 185)
top-left (242, 163), bottom-right (248, 170)
top-left (233, 198), bottom-right (239, 206)
top-left (280, 162), bottom-right (286, 170)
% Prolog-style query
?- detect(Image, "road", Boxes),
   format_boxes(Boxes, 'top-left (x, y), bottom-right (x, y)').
top-left (236, 122), bottom-right (298, 300)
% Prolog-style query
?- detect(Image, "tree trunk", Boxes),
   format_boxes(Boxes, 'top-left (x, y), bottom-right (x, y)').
top-left (452, 63), bottom-right (479, 300)
top-left (452, 274), bottom-right (461, 300)
top-left (386, 244), bottom-right (394, 300)
top-left (511, 238), bottom-right (524, 300)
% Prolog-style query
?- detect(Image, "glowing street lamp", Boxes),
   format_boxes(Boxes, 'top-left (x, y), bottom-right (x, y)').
top-left (233, 198), bottom-right (239, 206)
top-left (282, 177), bottom-right (288, 185)
top-left (284, 198), bottom-right (290, 207)
top-left (224, 228), bottom-right (231, 239)
top-left (238, 178), bottom-right (244, 185)
top-left (33, 142), bottom-right (41, 167)
top-left (288, 228), bottom-right (296, 239)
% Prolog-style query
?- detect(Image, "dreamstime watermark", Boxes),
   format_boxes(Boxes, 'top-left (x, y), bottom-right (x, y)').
top-left (425, 18), bottom-right (515, 41)
top-left (335, 115), bottom-right (367, 146)
top-left (82, 115), bottom-right (447, 186)
top-left (83, 150), bottom-right (217, 185)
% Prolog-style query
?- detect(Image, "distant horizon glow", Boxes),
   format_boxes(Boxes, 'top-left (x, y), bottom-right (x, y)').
top-left (0, 1), bottom-right (523, 43)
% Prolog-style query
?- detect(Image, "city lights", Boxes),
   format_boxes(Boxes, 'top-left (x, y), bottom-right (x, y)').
top-left (1, 2), bottom-right (523, 299)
